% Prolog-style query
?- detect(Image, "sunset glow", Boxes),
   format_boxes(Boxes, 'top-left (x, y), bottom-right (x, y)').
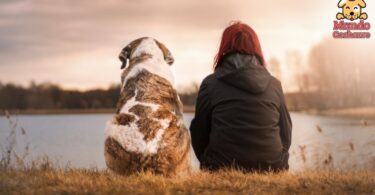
top-left (1, 0), bottom-right (374, 92)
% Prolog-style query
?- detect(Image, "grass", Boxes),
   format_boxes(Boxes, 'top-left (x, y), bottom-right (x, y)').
top-left (0, 168), bottom-right (374, 194)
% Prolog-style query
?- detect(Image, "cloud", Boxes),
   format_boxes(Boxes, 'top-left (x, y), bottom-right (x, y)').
top-left (0, 0), bottom-right (342, 89)
top-left (0, 0), bottom-right (240, 62)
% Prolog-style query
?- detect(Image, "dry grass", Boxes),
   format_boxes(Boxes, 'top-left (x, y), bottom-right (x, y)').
top-left (0, 168), bottom-right (374, 194)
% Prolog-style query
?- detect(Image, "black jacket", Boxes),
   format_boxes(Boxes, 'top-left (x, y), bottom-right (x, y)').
top-left (190, 53), bottom-right (292, 172)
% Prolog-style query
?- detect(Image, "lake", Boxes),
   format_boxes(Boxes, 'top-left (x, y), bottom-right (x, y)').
top-left (0, 113), bottom-right (374, 171)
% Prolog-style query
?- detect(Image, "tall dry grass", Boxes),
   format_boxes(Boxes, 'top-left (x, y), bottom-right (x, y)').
top-left (0, 110), bottom-right (31, 169)
top-left (1, 168), bottom-right (374, 194)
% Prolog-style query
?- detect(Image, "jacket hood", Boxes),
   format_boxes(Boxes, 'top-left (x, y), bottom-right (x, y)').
top-left (215, 53), bottom-right (271, 93)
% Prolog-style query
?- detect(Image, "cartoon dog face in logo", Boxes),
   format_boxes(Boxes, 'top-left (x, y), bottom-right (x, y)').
top-left (336, 0), bottom-right (368, 21)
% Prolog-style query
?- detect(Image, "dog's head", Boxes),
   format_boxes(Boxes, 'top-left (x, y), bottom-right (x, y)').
top-left (119, 37), bottom-right (174, 69)
top-left (338, 0), bottom-right (366, 20)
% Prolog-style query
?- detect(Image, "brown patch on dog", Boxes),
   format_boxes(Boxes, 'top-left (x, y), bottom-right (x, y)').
top-left (129, 53), bottom-right (152, 65)
top-left (155, 40), bottom-right (174, 65)
top-left (117, 70), bottom-right (179, 113)
top-left (133, 71), bottom-right (180, 110)
top-left (129, 104), bottom-right (166, 141)
top-left (104, 137), bottom-right (133, 174)
top-left (129, 104), bottom-right (152, 118)
top-left (115, 113), bottom-right (135, 126)
top-left (152, 108), bottom-right (173, 121)
top-left (136, 118), bottom-right (162, 141)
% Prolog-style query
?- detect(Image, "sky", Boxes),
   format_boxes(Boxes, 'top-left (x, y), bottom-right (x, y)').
top-left (1, 0), bottom-right (374, 91)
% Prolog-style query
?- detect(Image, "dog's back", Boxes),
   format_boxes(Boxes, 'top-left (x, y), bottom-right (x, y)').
top-left (104, 39), bottom-right (191, 176)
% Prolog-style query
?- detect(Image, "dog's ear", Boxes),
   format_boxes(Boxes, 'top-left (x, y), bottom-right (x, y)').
top-left (358, 0), bottom-right (366, 7)
top-left (338, 0), bottom-right (346, 8)
top-left (155, 40), bottom-right (174, 65)
top-left (119, 44), bottom-right (132, 69)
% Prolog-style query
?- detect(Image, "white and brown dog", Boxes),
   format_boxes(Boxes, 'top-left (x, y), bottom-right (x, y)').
top-left (104, 37), bottom-right (191, 177)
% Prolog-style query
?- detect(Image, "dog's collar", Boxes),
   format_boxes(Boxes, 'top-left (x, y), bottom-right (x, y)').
top-left (129, 53), bottom-right (153, 65)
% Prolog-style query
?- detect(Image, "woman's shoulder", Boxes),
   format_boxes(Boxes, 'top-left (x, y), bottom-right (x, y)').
top-left (197, 74), bottom-right (217, 96)
top-left (201, 73), bottom-right (216, 85)
top-left (268, 75), bottom-right (285, 98)
top-left (269, 76), bottom-right (282, 88)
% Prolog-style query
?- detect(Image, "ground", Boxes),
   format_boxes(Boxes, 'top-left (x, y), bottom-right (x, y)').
top-left (1, 168), bottom-right (374, 194)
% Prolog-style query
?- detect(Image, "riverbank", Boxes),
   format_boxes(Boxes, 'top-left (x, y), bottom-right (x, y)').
top-left (1, 169), bottom-right (374, 194)
top-left (303, 107), bottom-right (375, 120)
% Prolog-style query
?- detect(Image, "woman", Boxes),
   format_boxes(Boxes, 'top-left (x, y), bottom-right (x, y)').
top-left (190, 22), bottom-right (292, 172)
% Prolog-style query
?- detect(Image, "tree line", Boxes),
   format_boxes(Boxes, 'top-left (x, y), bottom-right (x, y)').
top-left (285, 38), bottom-right (375, 111)
top-left (0, 82), bottom-right (119, 110)
top-left (0, 82), bottom-right (199, 110)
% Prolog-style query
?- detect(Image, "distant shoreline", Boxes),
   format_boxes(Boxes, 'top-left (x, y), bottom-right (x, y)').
top-left (0, 106), bottom-right (196, 116)
top-left (1, 106), bottom-right (375, 119)
top-left (302, 106), bottom-right (375, 119)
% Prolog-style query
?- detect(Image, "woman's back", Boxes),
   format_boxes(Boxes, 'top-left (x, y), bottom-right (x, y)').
top-left (190, 53), bottom-right (291, 171)
top-left (190, 21), bottom-right (292, 172)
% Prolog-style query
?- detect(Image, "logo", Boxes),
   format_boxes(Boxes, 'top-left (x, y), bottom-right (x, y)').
top-left (333, 0), bottom-right (371, 39)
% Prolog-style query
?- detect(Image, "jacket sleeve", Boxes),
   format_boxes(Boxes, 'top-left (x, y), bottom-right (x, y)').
top-left (189, 81), bottom-right (212, 161)
top-left (279, 91), bottom-right (292, 151)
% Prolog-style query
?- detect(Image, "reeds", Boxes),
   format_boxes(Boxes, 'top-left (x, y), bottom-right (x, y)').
top-left (0, 110), bottom-right (30, 169)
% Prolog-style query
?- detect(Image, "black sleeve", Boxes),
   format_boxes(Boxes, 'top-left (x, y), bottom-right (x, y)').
top-left (279, 89), bottom-right (292, 151)
top-left (189, 81), bottom-right (212, 161)
top-left (279, 102), bottom-right (292, 150)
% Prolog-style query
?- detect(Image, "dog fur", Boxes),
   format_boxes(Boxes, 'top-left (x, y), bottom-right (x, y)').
top-left (104, 37), bottom-right (191, 177)
top-left (337, 0), bottom-right (368, 20)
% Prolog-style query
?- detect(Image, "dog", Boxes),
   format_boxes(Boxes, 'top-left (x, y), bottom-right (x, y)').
top-left (336, 0), bottom-right (368, 21)
top-left (104, 37), bottom-right (191, 177)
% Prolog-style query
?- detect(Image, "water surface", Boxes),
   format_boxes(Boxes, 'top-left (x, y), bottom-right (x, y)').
top-left (0, 113), bottom-right (374, 171)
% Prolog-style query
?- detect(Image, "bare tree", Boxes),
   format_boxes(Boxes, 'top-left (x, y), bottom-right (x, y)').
top-left (268, 57), bottom-right (282, 81)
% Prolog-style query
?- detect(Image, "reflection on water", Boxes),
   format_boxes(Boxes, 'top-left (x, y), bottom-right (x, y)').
top-left (0, 113), bottom-right (374, 171)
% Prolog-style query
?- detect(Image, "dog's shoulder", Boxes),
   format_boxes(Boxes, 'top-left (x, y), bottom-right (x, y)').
top-left (122, 60), bottom-right (174, 89)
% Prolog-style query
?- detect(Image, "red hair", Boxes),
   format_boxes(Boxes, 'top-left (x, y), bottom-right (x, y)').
top-left (214, 21), bottom-right (265, 70)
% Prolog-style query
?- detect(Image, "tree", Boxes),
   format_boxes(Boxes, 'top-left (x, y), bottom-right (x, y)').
top-left (306, 37), bottom-right (375, 108)
top-left (268, 57), bottom-right (282, 81)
